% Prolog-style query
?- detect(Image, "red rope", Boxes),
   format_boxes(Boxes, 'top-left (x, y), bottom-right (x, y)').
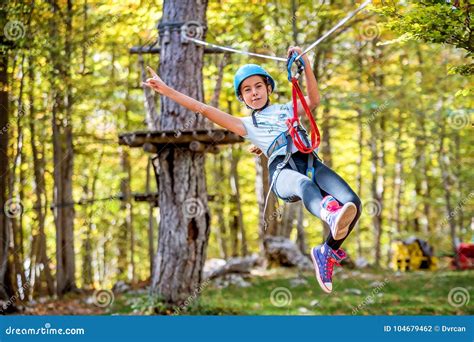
top-left (286, 77), bottom-right (320, 153)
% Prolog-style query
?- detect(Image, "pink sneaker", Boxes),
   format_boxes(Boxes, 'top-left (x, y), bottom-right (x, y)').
top-left (320, 196), bottom-right (357, 240)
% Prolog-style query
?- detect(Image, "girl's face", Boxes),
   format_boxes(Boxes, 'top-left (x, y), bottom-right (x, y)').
top-left (240, 75), bottom-right (272, 110)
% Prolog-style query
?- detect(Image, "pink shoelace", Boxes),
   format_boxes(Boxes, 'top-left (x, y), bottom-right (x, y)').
top-left (325, 257), bottom-right (341, 278)
top-left (325, 249), bottom-right (346, 277)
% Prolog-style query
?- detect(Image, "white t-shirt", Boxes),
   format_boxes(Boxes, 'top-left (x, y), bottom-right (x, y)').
top-left (240, 101), bottom-right (299, 166)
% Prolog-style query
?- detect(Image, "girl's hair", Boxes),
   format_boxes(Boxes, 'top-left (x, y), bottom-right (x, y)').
top-left (260, 75), bottom-right (272, 88)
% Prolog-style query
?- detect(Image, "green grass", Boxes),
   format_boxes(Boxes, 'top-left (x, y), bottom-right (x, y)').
top-left (111, 268), bottom-right (474, 315)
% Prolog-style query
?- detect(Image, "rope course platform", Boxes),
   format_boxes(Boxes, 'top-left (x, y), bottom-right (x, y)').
top-left (118, 128), bottom-right (244, 154)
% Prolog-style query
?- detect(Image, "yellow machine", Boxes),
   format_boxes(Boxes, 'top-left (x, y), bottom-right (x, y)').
top-left (392, 238), bottom-right (438, 271)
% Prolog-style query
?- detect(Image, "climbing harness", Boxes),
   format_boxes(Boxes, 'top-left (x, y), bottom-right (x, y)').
top-left (261, 52), bottom-right (322, 226)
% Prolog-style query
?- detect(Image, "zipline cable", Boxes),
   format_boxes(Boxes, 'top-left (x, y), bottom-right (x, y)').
top-left (183, 36), bottom-right (287, 62)
top-left (181, 0), bottom-right (373, 63)
top-left (295, 0), bottom-right (373, 61)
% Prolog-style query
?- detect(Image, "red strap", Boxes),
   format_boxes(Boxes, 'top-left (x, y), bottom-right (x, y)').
top-left (286, 77), bottom-right (320, 153)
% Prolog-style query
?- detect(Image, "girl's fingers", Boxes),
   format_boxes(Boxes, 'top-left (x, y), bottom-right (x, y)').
top-left (142, 81), bottom-right (158, 91)
top-left (248, 145), bottom-right (262, 155)
top-left (148, 79), bottom-right (160, 88)
top-left (288, 46), bottom-right (302, 57)
top-left (146, 66), bottom-right (159, 79)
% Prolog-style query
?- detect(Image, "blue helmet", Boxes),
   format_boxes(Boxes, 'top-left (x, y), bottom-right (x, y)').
top-left (233, 64), bottom-right (276, 101)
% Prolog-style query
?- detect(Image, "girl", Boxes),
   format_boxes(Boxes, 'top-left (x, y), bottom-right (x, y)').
top-left (143, 46), bottom-right (361, 294)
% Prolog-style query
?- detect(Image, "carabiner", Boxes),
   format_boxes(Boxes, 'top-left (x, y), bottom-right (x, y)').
top-left (287, 51), bottom-right (305, 81)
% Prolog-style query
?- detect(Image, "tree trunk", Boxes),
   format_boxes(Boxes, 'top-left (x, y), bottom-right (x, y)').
top-left (125, 64), bottom-right (136, 285)
top-left (355, 110), bottom-right (364, 257)
top-left (281, 202), bottom-right (296, 238)
top-left (416, 49), bottom-right (432, 234)
top-left (256, 155), bottom-right (278, 250)
top-left (226, 101), bottom-right (245, 257)
top-left (369, 119), bottom-right (381, 267)
top-left (355, 42), bottom-right (364, 258)
top-left (9, 53), bottom-right (28, 298)
top-left (81, 151), bottom-right (103, 288)
top-left (50, 0), bottom-right (76, 296)
top-left (28, 56), bottom-right (54, 297)
top-left (230, 146), bottom-right (247, 256)
top-left (229, 203), bottom-right (239, 257)
top-left (393, 111), bottom-right (404, 234)
top-left (370, 41), bottom-right (385, 267)
top-left (453, 132), bottom-right (463, 232)
top-left (388, 104), bottom-right (403, 266)
top-left (413, 140), bottom-right (423, 233)
top-left (117, 156), bottom-right (129, 280)
top-left (0, 9), bottom-right (15, 308)
top-left (146, 158), bottom-right (156, 276)
top-left (437, 111), bottom-right (459, 268)
top-left (210, 54), bottom-right (229, 108)
top-left (151, 0), bottom-right (211, 305)
top-left (295, 203), bottom-right (307, 254)
top-left (212, 152), bottom-right (228, 259)
top-left (82, 200), bottom-right (93, 288)
top-left (118, 147), bottom-right (134, 282)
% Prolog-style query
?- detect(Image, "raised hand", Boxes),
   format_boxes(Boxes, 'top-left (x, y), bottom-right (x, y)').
top-left (142, 66), bottom-right (168, 94)
top-left (287, 46), bottom-right (303, 58)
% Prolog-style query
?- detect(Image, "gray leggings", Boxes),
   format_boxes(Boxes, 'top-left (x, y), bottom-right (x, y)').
top-left (270, 152), bottom-right (361, 250)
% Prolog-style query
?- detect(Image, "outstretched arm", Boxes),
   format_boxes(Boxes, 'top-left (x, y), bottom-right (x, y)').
top-left (143, 67), bottom-right (247, 137)
top-left (287, 46), bottom-right (320, 114)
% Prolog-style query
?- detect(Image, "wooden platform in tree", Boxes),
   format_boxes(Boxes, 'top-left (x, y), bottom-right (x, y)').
top-left (118, 128), bottom-right (244, 153)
